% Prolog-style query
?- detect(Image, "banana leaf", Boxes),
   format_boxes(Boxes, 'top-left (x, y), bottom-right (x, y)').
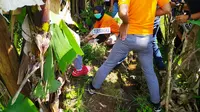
top-left (189, 20), bottom-right (200, 26)
top-left (4, 94), bottom-right (38, 112)
top-left (44, 45), bottom-right (54, 81)
top-left (60, 20), bottom-right (84, 55)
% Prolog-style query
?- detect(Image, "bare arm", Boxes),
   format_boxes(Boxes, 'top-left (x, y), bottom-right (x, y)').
top-left (118, 4), bottom-right (129, 40)
top-left (156, 3), bottom-right (171, 16)
top-left (119, 4), bottom-right (128, 24)
top-left (110, 0), bottom-right (114, 7)
top-left (109, 0), bottom-right (114, 12)
top-left (84, 29), bottom-right (99, 42)
top-left (176, 12), bottom-right (200, 23)
top-left (191, 12), bottom-right (200, 20)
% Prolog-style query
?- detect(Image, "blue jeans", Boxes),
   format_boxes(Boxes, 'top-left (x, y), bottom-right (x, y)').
top-left (111, 2), bottom-right (119, 17)
top-left (74, 55), bottom-right (83, 70)
top-left (153, 25), bottom-right (165, 70)
top-left (73, 32), bottom-right (83, 70)
top-left (92, 35), bottom-right (160, 104)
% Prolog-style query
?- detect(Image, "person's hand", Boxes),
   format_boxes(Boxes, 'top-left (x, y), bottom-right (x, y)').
top-left (176, 15), bottom-right (189, 23)
top-left (84, 35), bottom-right (93, 42)
top-left (119, 23), bottom-right (128, 40)
top-left (109, 6), bottom-right (113, 12)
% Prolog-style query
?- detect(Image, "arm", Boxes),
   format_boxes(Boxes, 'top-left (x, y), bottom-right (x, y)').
top-left (191, 12), bottom-right (200, 20)
top-left (170, 1), bottom-right (177, 8)
top-left (176, 12), bottom-right (200, 23)
top-left (109, 0), bottom-right (114, 12)
top-left (156, 3), bottom-right (171, 16)
top-left (84, 30), bottom-right (99, 42)
top-left (119, 4), bottom-right (128, 24)
top-left (118, 4), bottom-right (129, 40)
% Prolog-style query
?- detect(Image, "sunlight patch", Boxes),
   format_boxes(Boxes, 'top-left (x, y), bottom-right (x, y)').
top-left (105, 72), bottom-right (118, 83)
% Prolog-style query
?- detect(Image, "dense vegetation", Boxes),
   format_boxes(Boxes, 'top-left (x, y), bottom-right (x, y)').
top-left (0, 0), bottom-right (200, 112)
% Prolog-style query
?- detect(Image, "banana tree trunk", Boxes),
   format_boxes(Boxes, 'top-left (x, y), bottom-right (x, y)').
top-left (0, 15), bottom-right (28, 96)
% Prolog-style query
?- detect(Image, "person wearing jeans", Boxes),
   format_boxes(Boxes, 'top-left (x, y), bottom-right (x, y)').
top-left (153, 17), bottom-right (166, 71)
top-left (92, 35), bottom-right (160, 102)
top-left (73, 6), bottom-right (120, 77)
top-left (88, 0), bottom-right (171, 111)
top-left (71, 29), bottom-right (90, 77)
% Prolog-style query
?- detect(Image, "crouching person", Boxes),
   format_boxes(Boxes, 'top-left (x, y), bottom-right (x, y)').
top-left (84, 6), bottom-right (119, 46)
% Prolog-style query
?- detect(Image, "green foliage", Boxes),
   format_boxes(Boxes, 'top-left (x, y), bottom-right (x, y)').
top-left (195, 30), bottom-right (200, 48)
top-left (79, 6), bottom-right (95, 33)
top-left (60, 21), bottom-right (84, 55)
top-left (16, 8), bottom-right (26, 25)
top-left (66, 90), bottom-right (77, 99)
top-left (188, 20), bottom-right (200, 48)
top-left (76, 23), bottom-right (89, 35)
top-left (136, 105), bottom-right (153, 112)
top-left (194, 95), bottom-right (200, 99)
top-left (0, 102), bottom-right (4, 112)
top-left (82, 44), bottom-right (106, 64)
top-left (135, 97), bottom-right (153, 112)
top-left (64, 85), bottom-right (86, 112)
top-left (51, 21), bottom-right (84, 73)
top-left (114, 17), bottom-right (122, 25)
top-left (33, 81), bottom-right (46, 99)
top-left (189, 20), bottom-right (200, 26)
top-left (33, 80), bottom-right (62, 99)
top-left (44, 45), bottom-right (54, 81)
top-left (3, 94), bottom-right (38, 112)
top-left (116, 107), bottom-right (129, 112)
top-left (93, 0), bottom-right (104, 6)
top-left (33, 46), bottom-right (61, 99)
top-left (12, 7), bottom-right (26, 55)
top-left (51, 24), bottom-right (73, 72)
top-left (13, 23), bottom-right (23, 55)
top-left (48, 80), bottom-right (62, 93)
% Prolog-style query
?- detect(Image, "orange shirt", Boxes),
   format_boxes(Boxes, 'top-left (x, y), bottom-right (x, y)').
top-left (118, 0), bottom-right (169, 35)
top-left (94, 14), bottom-right (119, 36)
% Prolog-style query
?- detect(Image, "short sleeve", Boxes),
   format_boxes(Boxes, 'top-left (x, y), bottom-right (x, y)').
top-left (157, 0), bottom-right (169, 7)
top-left (118, 0), bottom-right (130, 6)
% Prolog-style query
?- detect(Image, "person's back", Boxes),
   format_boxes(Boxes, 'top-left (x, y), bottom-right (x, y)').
top-left (88, 1), bottom-right (171, 112)
top-left (119, 0), bottom-right (169, 35)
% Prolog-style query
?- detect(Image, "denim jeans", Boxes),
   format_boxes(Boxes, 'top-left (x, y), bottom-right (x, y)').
top-left (111, 2), bottom-right (119, 17)
top-left (153, 24), bottom-right (165, 70)
top-left (73, 30), bottom-right (83, 70)
top-left (74, 55), bottom-right (83, 70)
top-left (92, 34), bottom-right (160, 104)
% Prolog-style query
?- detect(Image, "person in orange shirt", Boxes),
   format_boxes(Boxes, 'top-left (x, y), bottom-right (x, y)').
top-left (88, 0), bottom-right (171, 111)
top-left (84, 6), bottom-right (119, 46)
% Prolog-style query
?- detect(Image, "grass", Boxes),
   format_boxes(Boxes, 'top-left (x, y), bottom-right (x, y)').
top-left (82, 43), bottom-right (107, 65)
top-left (135, 96), bottom-right (153, 112)
top-left (63, 78), bottom-right (90, 112)
top-left (63, 43), bottom-right (156, 112)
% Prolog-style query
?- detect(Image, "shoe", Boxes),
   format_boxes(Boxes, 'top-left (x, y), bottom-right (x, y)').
top-left (147, 97), bottom-right (162, 112)
top-left (87, 82), bottom-right (96, 95)
top-left (154, 106), bottom-right (162, 112)
top-left (72, 65), bottom-right (91, 77)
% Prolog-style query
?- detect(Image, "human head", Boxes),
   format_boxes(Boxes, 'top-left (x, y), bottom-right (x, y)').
top-left (93, 6), bottom-right (105, 20)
